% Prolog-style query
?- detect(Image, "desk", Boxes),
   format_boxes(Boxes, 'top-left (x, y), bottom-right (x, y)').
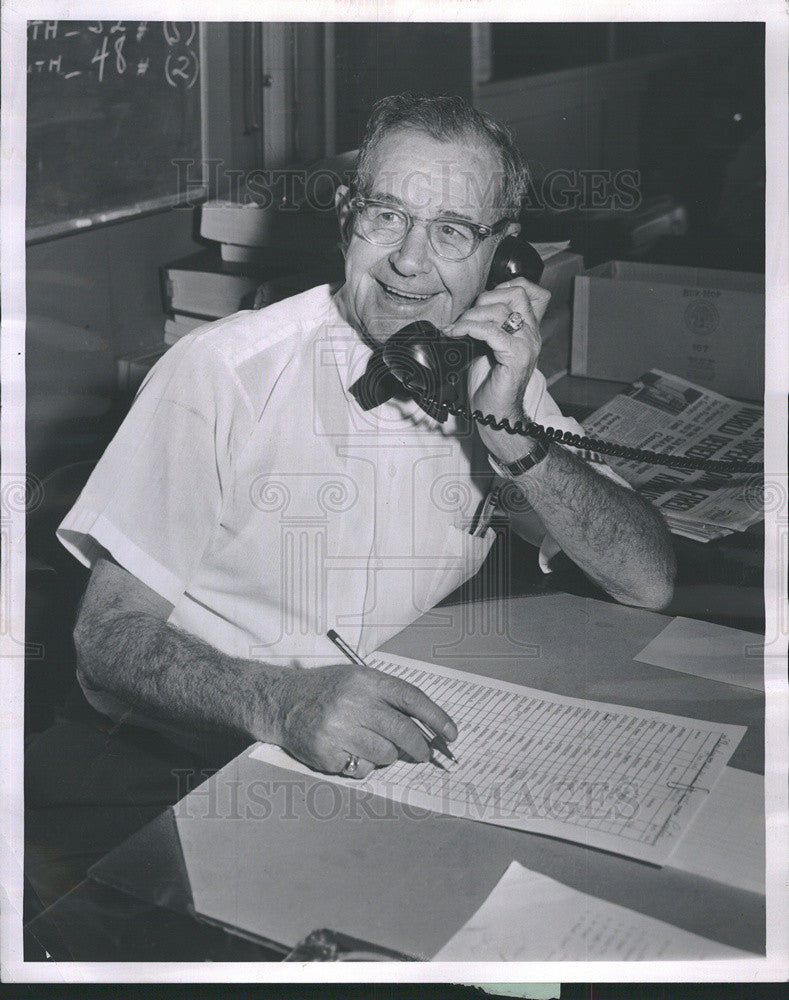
top-left (25, 591), bottom-right (765, 962)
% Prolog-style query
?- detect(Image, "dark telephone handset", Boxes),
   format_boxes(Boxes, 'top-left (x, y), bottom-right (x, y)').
top-left (378, 239), bottom-right (758, 475)
top-left (380, 236), bottom-right (544, 421)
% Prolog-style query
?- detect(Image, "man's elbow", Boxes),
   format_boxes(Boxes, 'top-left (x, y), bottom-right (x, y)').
top-left (72, 604), bottom-right (104, 687)
top-left (624, 508), bottom-right (677, 611)
top-left (612, 555), bottom-right (676, 612)
top-left (621, 576), bottom-right (675, 612)
top-left (72, 595), bottom-right (122, 690)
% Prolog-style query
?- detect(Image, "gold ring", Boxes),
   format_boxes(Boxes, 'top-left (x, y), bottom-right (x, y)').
top-left (501, 311), bottom-right (525, 334)
top-left (342, 753), bottom-right (360, 775)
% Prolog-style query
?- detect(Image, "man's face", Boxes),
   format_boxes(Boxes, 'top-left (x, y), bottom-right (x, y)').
top-left (335, 130), bottom-right (510, 346)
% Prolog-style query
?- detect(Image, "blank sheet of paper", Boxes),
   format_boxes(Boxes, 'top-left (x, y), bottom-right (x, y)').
top-left (251, 653), bottom-right (745, 864)
top-left (433, 861), bottom-right (749, 960)
top-left (634, 616), bottom-right (763, 691)
top-left (667, 766), bottom-right (764, 895)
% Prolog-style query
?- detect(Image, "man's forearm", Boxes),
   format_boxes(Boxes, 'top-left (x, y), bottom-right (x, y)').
top-left (72, 558), bottom-right (459, 776)
top-left (513, 443), bottom-right (676, 609)
top-left (74, 604), bottom-right (288, 745)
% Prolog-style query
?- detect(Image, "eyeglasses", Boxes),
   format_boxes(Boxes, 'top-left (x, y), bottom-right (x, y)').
top-left (349, 196), bottom-right (510, 262)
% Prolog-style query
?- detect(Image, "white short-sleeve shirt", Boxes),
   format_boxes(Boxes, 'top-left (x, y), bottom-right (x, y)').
top-left (58, 285), bottom-right (625, 726)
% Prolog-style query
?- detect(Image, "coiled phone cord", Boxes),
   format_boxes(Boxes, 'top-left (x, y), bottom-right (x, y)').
top-left (406, 385), bottom-right (763, 475)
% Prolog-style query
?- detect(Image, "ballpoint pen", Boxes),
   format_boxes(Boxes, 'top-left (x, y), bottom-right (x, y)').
top-left (326, 629), bottom-right (459, 764)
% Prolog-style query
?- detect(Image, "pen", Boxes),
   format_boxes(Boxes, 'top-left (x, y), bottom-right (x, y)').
top-left (326, 629), bottom-right (458, 764)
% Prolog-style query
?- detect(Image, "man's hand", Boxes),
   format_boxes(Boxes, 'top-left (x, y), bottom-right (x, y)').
top-left (76, 559), bottom-right (459, 776)
top-left (445, 276), bottom-right (551, 460)
top-left (442, 278), bottom-right (676, 612)
top-left (272, 664), bottom-right (458, 779)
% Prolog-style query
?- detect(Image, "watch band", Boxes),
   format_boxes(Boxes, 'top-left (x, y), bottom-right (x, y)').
top-left (487, 439), bottom-right (549, 479)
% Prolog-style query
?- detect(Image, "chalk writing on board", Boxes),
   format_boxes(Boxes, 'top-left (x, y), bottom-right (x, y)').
top-left (27, 21), bottom-right (199, 89)
top-left (27, 20), bottom-right (204, 237)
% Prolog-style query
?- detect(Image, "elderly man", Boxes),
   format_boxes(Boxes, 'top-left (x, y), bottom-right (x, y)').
top-left (59, 94), bottom-right (675, 781)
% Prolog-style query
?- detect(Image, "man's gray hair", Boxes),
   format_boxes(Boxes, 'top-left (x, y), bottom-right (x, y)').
top-left (354, 93), bottom-right (528, 219)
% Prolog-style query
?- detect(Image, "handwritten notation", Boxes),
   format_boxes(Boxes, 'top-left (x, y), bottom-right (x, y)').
top-left (27, 20), bottom-right (199, 89)
top-left (163, 22), bottom-right (200, 90)
top-left (163, 22), bottom-right (197, 47)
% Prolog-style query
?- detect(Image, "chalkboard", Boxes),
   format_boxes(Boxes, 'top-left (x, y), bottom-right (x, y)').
top-left (27, 20), bottom-right (204, 241)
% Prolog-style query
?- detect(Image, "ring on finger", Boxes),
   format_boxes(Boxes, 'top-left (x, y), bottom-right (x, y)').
top-left (342, 753), bottom-right (360, 776)
top-left (501, 310), bottom-right (525, 334)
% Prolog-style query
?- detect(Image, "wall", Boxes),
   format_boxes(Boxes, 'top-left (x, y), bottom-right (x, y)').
top-left (475, 54), bottom-right (668, 181)
top-left (26, 209), bottom-right (200, 478)
top-left (475, 43), bottom-right (764, 272)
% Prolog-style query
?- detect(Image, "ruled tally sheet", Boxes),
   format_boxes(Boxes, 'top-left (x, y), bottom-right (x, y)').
top-left (251, 653), bottom-right (746, 864)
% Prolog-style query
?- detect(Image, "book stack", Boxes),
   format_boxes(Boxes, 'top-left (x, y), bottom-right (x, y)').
top-left (159, 201), bottom-right (343, 347)
top-left (159, 247), bottom-right (279, 344)
top-left (164, 311), bottom-right (209, 346)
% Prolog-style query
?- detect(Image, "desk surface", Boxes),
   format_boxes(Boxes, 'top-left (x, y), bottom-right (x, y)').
top-left (49, 590), bottom-right (764, 963)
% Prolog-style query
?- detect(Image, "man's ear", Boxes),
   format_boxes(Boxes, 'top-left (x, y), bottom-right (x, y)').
top-left (335, 184), bottom-right (353, 253)
top-left (504, 220), bottom-right (521, 240)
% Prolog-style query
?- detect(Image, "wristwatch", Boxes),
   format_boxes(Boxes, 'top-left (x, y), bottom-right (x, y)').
top-left (487, 439), bottom-right (549, 479)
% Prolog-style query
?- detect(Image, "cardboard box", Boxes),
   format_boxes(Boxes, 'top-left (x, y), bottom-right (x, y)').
top-left (539, 250), bottom-right (584, 305)
top-left (537, 250), bottom-right (583, 349)
top-left (571, 261), bottom-right (764, 401)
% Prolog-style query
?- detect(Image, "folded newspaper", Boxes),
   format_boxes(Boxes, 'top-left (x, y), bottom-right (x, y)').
top-left (582, 370), bottom-right (763, 542)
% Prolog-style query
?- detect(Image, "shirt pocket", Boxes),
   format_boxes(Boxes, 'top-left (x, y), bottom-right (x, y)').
top-left (420, 523), bottom-right (497, 613)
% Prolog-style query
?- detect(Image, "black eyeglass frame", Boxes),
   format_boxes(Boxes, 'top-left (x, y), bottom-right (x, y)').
top-left (348, 195), bottom-right (512, 260)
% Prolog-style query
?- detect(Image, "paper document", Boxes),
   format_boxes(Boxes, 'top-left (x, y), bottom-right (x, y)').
top-left (668, 766), bottom-right (764, 895)
top-left (433, 861), bottom-right (749, 960)
top-left (252, 653), bottom-right (745, 865)
top-left (635, 617), bottom-right (764, 691)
